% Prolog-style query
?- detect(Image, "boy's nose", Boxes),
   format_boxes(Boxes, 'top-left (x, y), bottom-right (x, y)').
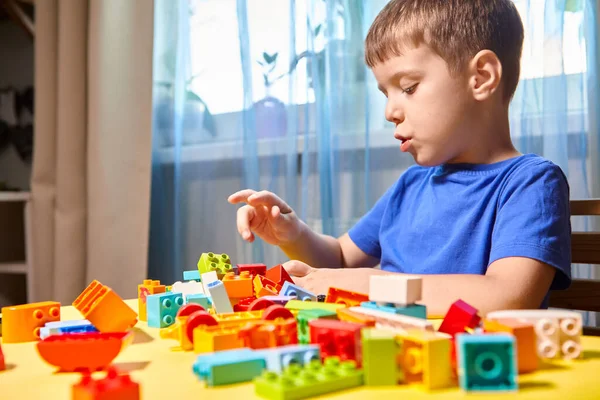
top-left (385, 100), bottom-right (405, 124)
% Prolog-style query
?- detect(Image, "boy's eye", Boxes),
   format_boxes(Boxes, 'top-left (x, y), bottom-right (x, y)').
top-left (402, 83), bottom-right (418, 95)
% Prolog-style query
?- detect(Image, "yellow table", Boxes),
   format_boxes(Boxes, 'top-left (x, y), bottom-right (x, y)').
top-left (1, 300), bottom-right (600, 399)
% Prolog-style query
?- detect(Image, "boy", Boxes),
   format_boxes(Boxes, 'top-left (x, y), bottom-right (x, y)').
top-left (228, 0), bottom-right (571, 316)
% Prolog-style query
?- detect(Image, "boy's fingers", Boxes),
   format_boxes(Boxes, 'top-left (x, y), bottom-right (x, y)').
top-left (248, 191), bottom-right (293, 214)
top-left (236, 205), bottom-right (255, 240)
top-left (282, 260), bottom-right (312, 277)
top-left (228, 189), bottom-right (257, 204)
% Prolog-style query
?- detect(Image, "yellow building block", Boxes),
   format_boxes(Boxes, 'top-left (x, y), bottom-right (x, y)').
top-left (138, 279), bottom-right (166, 322)
top-left (160, 316), bottom-right (193, 351)
top-left (483, 318), bottom-right (538, 373)
top-left (193, 325), bottom-right (245, 354)
top-left (1, 301), bottom-right (61, 343)
top-left (396, 329), bottom-right (452, 390)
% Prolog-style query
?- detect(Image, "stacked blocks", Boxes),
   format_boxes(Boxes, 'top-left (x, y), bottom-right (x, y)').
top-left (367, 275), bottom-right (427, 318)
top-left (147, 292), bottom-right (184, 328)
top-left (1, 301), bottom-right (61, 343)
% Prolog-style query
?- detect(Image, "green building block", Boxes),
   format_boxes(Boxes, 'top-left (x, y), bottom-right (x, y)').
top-left (254, 357), bottom-right (363, 400)
top-left (361, 328), bottom-right (402, 386)
top-left (197, 252), bottom-right (233, 277)
top-left (284, 300), bottom-right (345, 312)
top-left (297, 309), bottom-right (338, 344)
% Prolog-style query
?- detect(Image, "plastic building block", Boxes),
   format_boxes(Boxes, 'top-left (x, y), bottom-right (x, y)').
top-left (201, 271), bottom-right (219, 295)
top-left (266, 264), bottom-right (294, 287)
top-left (72, 367), bottom-right (140, 400)
top-left (238, 263), bottom-right (268, 278)
top-left (160, 316), bottom-right (194, 351)
top-left (171, 280), bottom-right (205, 300)
top-left (37, 331), bottom-right (134, 372)
top-left (483, 318), bottom-right (538, 373)
top-left (183, 269), bottom-right (201, 281)
top-left (137, 279), bottom-right (166, 322)
top-left (438, 299), bottom-right (481, 337)
top-left (73, 280), bottom-right (138, 332)
top-left (222, 271), bottom-right (254, 299)
top-left (193, 348), bottom-right (266, 386)
top-left (206, 281), bottom-right (234, 314)
top-left (1, 301), bottom-right (61, 343)
top-left (369, 275), bottom-right (422, 306)
top-left (260, 295), bottom-right (297, 305)
top-left (160, 304), bottom-right (210, 351)
top-left (348, 306), bottom-right (434, 332)
top-left (197, 252), bottom-right (233, 277)
top-left (280, 282), bottom-right (317, 302)
top-left (254, 275), bottom-right (282, 297)
top-left (336, 308), bottom-right (376, 326)
top-left (257, 344), bottom-right (321, 373)
top-left (361, 301), bottom-right (427, 319)
top-left (239, 319), bottom-right (298, 349)
top-left (0, 342), bottom-right (5, 371)
top-left (297, 309), bottom-right (338, 344)
top-left (456, 333), bottom-right (518, 392)
top-left (146, 292), bottom-right (184, 328)
top-left (186, 293), bottom-right (212, 309)
top-left (325, 287), bottom-right (369, 307)
top-left (397, 330), bottom-right (452, 390)
top-left (234, 297), bottom-right (259, 312)
top-left (193, 325), bottom-right (246, 353)
top-left (309, 319), bottom-right (363, 366)
top-left (361, 328), bottom-right (401, 386)
top-left (285, 300), bottom-right (344, 312)
top-left (487, 309), bottom-right (582, 360)
top-left (40, 320), bottom-right (97, 339)
top-left (254, 356), bottom-right (363, 400)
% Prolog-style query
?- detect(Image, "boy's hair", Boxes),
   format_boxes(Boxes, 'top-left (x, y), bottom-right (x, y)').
top-left (365, 0), bottom-right (524, 102)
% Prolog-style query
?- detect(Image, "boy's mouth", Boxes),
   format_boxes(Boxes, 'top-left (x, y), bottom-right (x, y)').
top-left (400, 139), bottom-right (412, 152)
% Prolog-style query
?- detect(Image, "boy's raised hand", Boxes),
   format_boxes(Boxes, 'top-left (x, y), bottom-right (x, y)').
top-left (228, 189), bottom-right (303, 246)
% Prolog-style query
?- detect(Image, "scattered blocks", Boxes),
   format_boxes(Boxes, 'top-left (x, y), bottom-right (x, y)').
top-left (438, 299), bottom-right (481, 337)
top-left (138, 279), bottom-right (166, 322)
top-left (197, 252), bottom-right (234, 277)
top-left (183, 270), bottom-right (201, 281)
top-left (325, 287), bottom-right (369, 307)
top-left (193, 325), bottom-right (245, 354)
top-left (1, 301), bottom-right (61, 343)
top-left (369, 275), bottom-right (422, 306)
top-left (309, 319), bottom-right (363, 366)
top-left (72, 367), bottom-right (140, 400)
top-left (347, 306), bottom-right (434, 332)
top-left (73, 280), bottom-right (138, 332)
top-left (147, 292), bottom-right (185, 328)
top-left (193, 348), bottom-right (266, 386)
top-left (361, 328), bottom-right (401, 386)
top-left (280, 282), bottom-right (317, 302)
top-left (483, 318), bottom-right (538, 373)
top-left (297, 309), bottom-right (338, 344)
top-left (207, 281), bottom-right (234, 314)
top-left (360, 301), bottom-right (427, 319)
top-left (456, 333), bottom-right (518, 392)
top-left (266, 264), bottom-right (294, 287)
top-left (254, 357), bottom-right (364, 400)
top-left (254, 275), bottom-right (281, 297)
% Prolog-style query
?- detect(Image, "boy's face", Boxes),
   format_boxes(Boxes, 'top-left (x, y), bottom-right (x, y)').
top-left (372, 44), bottom-right (476, 166)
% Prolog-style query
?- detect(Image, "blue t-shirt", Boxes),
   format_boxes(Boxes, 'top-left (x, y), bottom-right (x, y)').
top-left (348, 154), bottom-right (572, 295)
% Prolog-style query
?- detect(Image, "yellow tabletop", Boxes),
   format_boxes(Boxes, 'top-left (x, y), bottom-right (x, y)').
top-left (1, 300), bottom-right (600, 399)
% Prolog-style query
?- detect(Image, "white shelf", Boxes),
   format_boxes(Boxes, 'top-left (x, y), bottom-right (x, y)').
top-left (0, 192), bottom-right (31, 202)
top-left (0, 262), bottom-right (27, 274)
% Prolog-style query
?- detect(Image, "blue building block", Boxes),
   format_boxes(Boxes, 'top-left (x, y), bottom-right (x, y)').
top-left (183, 270), bottom-right (202, 281)
top-left (360, 301), bottom-right (427, 319)
top-left (280, 281), bottom-right (317, 302)
top-left (456, 333), bottom-right (518, 392)
top-left (40, 320), bottom-right (97, 339)
top-left (147, 292), bottom-right (185, 328)
top-left (192, 348), bottom-right (267, 386)
top-left (256, 344), bottom-right (321, 373)
top-left (186, 293), bottom-right (212, 309)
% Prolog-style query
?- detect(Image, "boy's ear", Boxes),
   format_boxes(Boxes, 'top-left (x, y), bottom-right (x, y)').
top-left (469, 50), bottom-right (503, 101)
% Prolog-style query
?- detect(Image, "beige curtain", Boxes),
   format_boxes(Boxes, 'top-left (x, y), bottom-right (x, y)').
top-left (31, 0), bottom-right (154, 304)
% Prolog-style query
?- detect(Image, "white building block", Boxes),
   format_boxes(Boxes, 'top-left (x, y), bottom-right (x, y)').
top-left (487, 309), bottom-right (582, 359)
top-left (369, 275), bottom-right (422, 306)
top-left (171, 280), bottom-right (205, 301)
top-left (206, 280), bottom-right (233, 314)
top-left (201, 271), bottom-right (219, 296)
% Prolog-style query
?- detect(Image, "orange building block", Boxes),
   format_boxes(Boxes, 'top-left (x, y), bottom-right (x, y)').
top-left (1, 301), bottom-right (61, 343)
top-left (253, 275), bottom-right (281, 297)
top-left (222, 271), bottom-right (253, 299)
top-left (238, 319), bottom-right (298, 349)
top-left (483, 318), bottom-right (538, 373)
top-left (266, 264), bottom-right (294, 287)
top-left (325, 287), bottom-right (369, 307)
top-left (137, 279), bottom-right (166, 322)
top-left (73, 280), bottom-right (137, 332)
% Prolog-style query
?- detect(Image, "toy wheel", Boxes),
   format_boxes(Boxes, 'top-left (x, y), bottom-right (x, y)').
top-left (248, 298), bottom-right (275, 311)
top-left (185, 311), bottom-right (218, 343)
top-left (176, 303), bottom-right (205, 317)
top-left (262, 304), bottom-right (294, 321)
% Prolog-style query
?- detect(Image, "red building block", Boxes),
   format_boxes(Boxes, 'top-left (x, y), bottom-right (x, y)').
top-left (309, 319), bottom-right (364, 367)
top-left (237, 264), bottom-right (267, 278)
top-left (72, 367), bottom-right (140, 400)
top-left (438, 299), bottom-right (481, 337)
top-left (266, 264), bottom-right (294, 287)
top-left (0, 342), bottom-right (5, 371)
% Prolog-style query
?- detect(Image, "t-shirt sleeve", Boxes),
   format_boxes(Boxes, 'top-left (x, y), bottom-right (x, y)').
top-left (489, 160), bottom-right (571, 290)
top-left (348, 181), bottom-right (398, 259)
